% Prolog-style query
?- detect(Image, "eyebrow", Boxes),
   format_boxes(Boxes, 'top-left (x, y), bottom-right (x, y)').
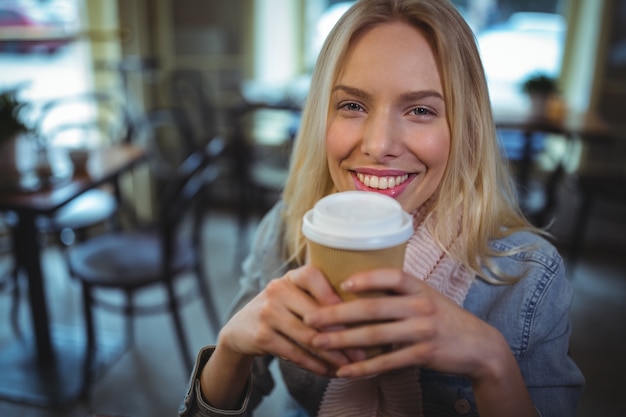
top-left (332, 85), bottom-right (445, 102)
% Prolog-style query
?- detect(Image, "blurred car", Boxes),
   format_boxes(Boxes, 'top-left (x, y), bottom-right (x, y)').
top-left (0, 3), bottom-right (76, 54)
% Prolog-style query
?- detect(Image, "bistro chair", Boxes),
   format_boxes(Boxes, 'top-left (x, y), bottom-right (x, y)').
top-left (167, 70), bottom-right (231, 210)
top-left (1, 92), bottom-right (134, 327)
top-left (135, 108), bottom-right (198, 183)
top-left (33, 91), bottom-right (136, 245)
top-left (67, 138), bottom-right (224, 396)
top-left (169, 69), bottom-right (220, 151)
top-left (567, 131), bottom-right (626, 269)
top-left (496, 124), bottom-right (569, 229)
top-left (226, 100), bottom-right (300, 261)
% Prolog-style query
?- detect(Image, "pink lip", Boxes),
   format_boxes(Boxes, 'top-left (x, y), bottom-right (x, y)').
top-left (351, 171), bottom-right (414, 198)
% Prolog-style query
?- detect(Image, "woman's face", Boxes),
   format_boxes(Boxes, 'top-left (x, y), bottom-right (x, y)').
top-left (326, 21), bottom-right (450, 213)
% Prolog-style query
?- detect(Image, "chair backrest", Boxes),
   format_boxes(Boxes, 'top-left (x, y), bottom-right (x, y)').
top-left (135, 108), bottom-right (197, 180)
top-left (227, 101), bottom-right (300, 212)
top-left (157, 138), bottom-right (225, 271)
top-left (169, 69), bottom-right (220, 149)
top-left (577, 133), bottom-right (626, 181)
top-left (36, 92), bottom-right (134, 148)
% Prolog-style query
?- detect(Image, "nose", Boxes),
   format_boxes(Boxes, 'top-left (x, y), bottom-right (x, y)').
top-left (360, 110), bottom-right (403, 161)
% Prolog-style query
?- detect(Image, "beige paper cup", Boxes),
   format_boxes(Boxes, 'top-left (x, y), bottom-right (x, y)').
top-left (306, 241), bottom-right (407, 301)
top-left (302, 191), bottom-right (413, 356)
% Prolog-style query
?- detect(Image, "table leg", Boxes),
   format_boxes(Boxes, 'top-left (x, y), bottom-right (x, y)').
top-left (14, 211), bottom-right (54, 365)
top-left (0, 211), bottom-right (127, 409)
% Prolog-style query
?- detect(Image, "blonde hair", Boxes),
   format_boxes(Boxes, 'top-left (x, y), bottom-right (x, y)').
top-left (281, 0), bottom-right (538, 283)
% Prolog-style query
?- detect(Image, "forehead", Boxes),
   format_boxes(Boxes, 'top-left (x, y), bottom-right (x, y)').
top-left (337, 21), bottom-right (442, 92)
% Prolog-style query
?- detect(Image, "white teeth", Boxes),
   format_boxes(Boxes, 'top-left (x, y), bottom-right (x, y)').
top-left (356, 173), bottom-right (409, 190)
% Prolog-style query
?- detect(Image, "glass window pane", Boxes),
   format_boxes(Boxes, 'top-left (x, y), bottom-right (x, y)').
top-left (453, 0), bottom-right (568, 113)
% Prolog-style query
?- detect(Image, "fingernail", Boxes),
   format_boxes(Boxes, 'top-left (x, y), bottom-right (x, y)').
top-left (336, 367), bottom-right (352, 378)
top-left (340, 280), bottom-right (353, 291)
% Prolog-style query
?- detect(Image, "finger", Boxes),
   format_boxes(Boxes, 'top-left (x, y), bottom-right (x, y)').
top-left (262, 274), bottom-right (331, 328)
top-left (335, 344), bottom-right (431, 378)
top-left (279, 322), bottom-right (352, 368)
top-left (310, 317), bottom-right (437, 351)
top-left (274, 321), bottom-right (351, 369)
top-left (305, 294), bottom-right (436, 329)
top-left (286, 265), bottom-right (343, 305)
top-left (270, 332), bottom-right (336, 376)
top-left (261, 280), bottom-right (352, 368)
top-left (268, 316), bottom-right (351, 370)
top-left (342, 268), bottom-right (427, 296)
top-left (344, 347), bottom-right (368, 362)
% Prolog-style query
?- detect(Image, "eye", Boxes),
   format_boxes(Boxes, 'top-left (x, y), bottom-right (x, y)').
top-left (340, 102), bottom-right (364, 112)
top-left (411, 106), bottom-right (434, 116)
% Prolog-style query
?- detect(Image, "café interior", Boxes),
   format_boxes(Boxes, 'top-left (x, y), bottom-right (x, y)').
top-left (0, 0), bottom-right (625, 416)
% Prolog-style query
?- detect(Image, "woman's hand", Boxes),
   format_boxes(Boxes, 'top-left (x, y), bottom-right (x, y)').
top-left (302, 268), bottom-right (537, 417)
top-left (303, 268), bottom-right (511, 380)
top-left (202, 265), bottom-right (353, 409)
top-left (219, 264), bottom-right (353, 376)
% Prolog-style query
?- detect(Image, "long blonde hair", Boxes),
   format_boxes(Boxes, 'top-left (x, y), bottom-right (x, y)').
top-left (281, 0), bottom-right (538, 283)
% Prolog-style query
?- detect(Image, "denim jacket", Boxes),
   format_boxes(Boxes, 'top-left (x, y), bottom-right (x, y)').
top-left (180, 202), bottom-right (584, 417)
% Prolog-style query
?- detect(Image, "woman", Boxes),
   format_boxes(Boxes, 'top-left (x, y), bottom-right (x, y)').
top-left (180, 0), bottom-right (584, 416)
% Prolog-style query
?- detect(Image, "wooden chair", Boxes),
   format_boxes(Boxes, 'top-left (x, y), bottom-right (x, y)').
top-left (226, 101), bottom-right (300, 261)
top-left (169, 69), bottom-right (220, 150)
top-left (497, 127), bottom-right (567, 228)
top-left (34, 92), bottom-right (136, 243)
top-left (567, 133), bottom-right (626, 268)
top-left (67, 138), bottom-right (224, 396)
top-left (0, 93), bottom-right (136, 346)
top-left (135, 108), bottom-right (198, 182)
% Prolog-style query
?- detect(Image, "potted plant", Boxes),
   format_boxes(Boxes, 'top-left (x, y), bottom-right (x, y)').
top-left (0, 88), bottom-right (30, 141)
top-left (521, 73), bottom-right (562, 119)
top-left (522, 73), bottom-right (558, 96)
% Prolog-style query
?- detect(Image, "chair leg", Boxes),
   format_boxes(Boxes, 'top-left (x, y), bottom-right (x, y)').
top-left (191, 209), bottom-right (220, 334)
top-left (81, 282), bottom-right (96, 400)
top-left (194, 267), bottom-right (220, 333)
top-left (9, 267), bottom-right (22, 339)
top-left (124, 289), bottom-right (135, 347)
top-left (569, 190), bottom-right (594, 271)
top-left (164, 280), bottom-right (193, 374)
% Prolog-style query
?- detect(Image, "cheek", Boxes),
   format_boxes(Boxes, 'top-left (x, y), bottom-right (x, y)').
top-left (410, 131), bottom-right (450, 171)
top-left (325, 122), bottom-right (354, 164)
top-left (432, 139), bottom-right (450, 169)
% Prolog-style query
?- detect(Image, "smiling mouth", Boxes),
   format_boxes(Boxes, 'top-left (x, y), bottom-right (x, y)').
top-left (356, 173), bottom-right (409, 190)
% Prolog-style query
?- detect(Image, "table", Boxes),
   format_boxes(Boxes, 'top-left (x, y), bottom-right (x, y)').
top-left (0, 144), bottom-right (146, 408)
top-left (494, 111), bottom-right (612, 222)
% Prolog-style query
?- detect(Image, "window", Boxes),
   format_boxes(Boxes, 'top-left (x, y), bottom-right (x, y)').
top-left (311, 0), bottom-right (568, 115)
top-left (453, 0), bottom-right (568, 114)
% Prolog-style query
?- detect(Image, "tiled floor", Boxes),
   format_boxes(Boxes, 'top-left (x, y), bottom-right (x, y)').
top-left (1, 185), bottom-right (625, 416)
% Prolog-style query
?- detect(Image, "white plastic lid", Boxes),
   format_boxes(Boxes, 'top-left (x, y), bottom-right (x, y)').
top-left (302, 191), bottom-right (413, 250)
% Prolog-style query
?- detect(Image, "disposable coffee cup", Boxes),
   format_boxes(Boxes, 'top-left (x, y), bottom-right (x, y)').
top-left (302, 191), bottom-right (413, 356)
